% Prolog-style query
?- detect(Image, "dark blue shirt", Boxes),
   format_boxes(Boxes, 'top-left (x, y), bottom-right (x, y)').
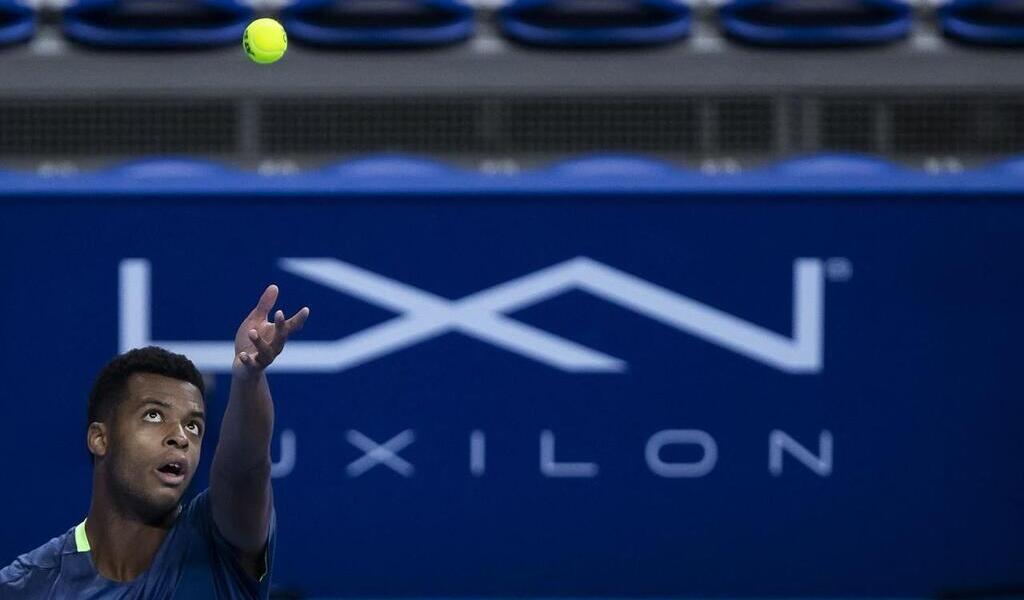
top-left (0, 489), bottom-right (274, 599)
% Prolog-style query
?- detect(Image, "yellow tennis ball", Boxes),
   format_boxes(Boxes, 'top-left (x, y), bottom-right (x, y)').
top-left (244, 18), bottom-right (287, 64)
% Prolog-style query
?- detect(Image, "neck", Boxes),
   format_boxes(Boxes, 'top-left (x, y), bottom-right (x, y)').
top-left (85, 471), bottom-right (180, 582)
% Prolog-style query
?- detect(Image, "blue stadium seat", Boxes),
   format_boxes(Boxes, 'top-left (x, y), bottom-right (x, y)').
top-left (101, 157), bottom-right (237, 178)
top-left (941, 0), bottom-right (1024, 45)
top-left (497, 0), bottom-right (690, 47)
top-left (318, 155), bottom-right (461, 176)
top-left (0, 167), bottom-right (23, 182)
top-left (543, 154), bottom-right (684, 176)
top-left (766, 153), bottom-right (905, 176)
top-left (62, 0), bottom-right (253, 49)
top-left (973, 154), bottom-right (1024, 174)
top-left (0, 0), bottom-right (34, 47)
top-left (719, 0), bottom-right (911, 46)
top-left (282, 0), bottom-right (474, 48)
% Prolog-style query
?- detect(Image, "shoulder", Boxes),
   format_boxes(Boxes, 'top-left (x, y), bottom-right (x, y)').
top-left (0, 529), bottom-right (72, 590)
top-left (178, 488), bottom-right (276, 591)
top-left (179, 487), bottom-right (217, 537)
top-left (178, 487), bottom-right (276, 551)
top-left (175, 488), bottom-right (229, 547)
top-left (181, 488), bottom-right (211, 522)
top-left (179, 488), bottom-right (276, 543)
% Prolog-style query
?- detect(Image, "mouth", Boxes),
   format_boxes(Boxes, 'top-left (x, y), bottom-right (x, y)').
top-left (155, 461), bottom-right (187, 487)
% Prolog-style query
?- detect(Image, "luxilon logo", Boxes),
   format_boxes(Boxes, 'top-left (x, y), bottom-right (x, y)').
top-left (119, 256), bottom-right (826, 374)
top-left (118, 256), bottom-right (842, 480)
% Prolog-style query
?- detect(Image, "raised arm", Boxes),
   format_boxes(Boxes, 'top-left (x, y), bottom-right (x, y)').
top-left (210, 284), bottom-right (309, 578)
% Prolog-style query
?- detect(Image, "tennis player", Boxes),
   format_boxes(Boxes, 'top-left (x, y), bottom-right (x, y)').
top-left (0, 285), bottom-right (309, 599)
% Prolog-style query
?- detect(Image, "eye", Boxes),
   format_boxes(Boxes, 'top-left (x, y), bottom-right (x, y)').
top-left (143, 410), bottom-right (162, 423)
top-left (186, 421), bottom-right (202, 436)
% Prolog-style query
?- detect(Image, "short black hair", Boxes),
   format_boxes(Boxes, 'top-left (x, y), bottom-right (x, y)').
top-left (87, 346), bottom-right (205, 428)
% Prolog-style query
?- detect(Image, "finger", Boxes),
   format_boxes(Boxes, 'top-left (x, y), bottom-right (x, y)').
top-left (238, 351), bottom-right (257, 368)
top-left (285, 306), bottom-right (310, 334)
top-left (253, 285), bottom-right (279, 320)
top-left (273, 309), bottom-right (287, 340)
top-left (248, 328), bottom-right (275, 366)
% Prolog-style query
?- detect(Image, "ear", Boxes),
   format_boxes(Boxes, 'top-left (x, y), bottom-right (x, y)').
top-left (87, 422), bottom-right (109, 459)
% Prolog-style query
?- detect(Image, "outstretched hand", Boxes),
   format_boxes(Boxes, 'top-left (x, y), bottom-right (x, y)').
top-left (233, 284), bottom-right (310, 378)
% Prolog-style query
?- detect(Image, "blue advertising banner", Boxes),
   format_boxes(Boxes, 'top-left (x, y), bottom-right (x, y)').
top-left (0, 160), bottom-right (1022, 597)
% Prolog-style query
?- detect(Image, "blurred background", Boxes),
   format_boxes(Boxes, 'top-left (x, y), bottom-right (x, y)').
top-left (0, 0), bottom-right (1022, 599)
top-left (7, 0), bottom-right (1024, 171)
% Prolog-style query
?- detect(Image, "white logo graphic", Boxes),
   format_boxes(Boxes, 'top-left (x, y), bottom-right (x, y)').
top-left (119, 257), bottom-right (824, 373)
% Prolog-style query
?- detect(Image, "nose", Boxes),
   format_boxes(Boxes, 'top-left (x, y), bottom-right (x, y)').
top-left (165, 424), bottom-right (189, 449)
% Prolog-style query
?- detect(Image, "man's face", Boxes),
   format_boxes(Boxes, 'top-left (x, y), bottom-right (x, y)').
top-left (104, 372), bottom-right (206, 518)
